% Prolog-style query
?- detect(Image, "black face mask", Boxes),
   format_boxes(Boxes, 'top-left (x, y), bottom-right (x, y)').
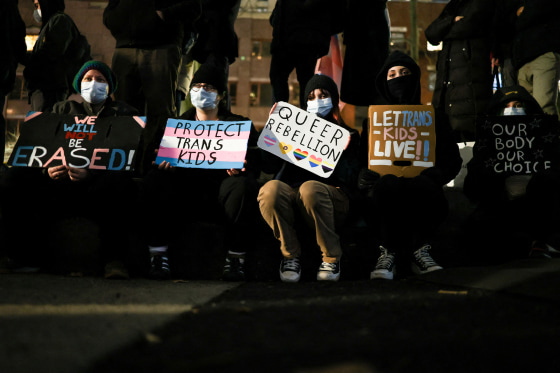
top-left (387, 75), bottom-right (416, 104)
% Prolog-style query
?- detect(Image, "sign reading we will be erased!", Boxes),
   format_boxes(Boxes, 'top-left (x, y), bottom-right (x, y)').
top-left (258, 102), bottom-right (351, 178)
top-left (156, 118), bottom-right (252, 169)
top-left (368, 105), bottom-right (437, 178)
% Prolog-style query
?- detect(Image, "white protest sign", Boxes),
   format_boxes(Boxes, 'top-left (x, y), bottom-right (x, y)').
top-left (258, 101), bottom-right (350, 178)
top-left (156, 118), bottom-right (252, 169)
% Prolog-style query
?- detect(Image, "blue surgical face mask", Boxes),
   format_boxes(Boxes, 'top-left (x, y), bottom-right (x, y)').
top-left (503, 107), bottom-right (526, 116)
top-left (33, 9), bottom-right (42, 23)
top-left (307, 97), bottom-right (333, 117)
top-left (81, 80), bottom-right (109, 104)
top-left (190, 89), bottom-right (218, 110)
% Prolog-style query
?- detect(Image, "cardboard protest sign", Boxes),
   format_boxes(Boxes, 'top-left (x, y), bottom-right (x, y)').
top-left (475, 115), bottom-right (560, 175)
top-left (368, 105), bottom-right (436, 178)
top-left (155, 118), bottom-right (252, 169)
top-left (8, 112), bottom-right (145, 170)
top-left (257, 101), bottom-right (351, 178)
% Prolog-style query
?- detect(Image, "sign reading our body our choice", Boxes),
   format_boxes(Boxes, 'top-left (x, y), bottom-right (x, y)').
top-left (8, 112), bottom-right (145, 170)
top-left (368, 105), bottom-right (437, 178)
top-left (257, 101), bottom-right (351, 177)
top-left (155, 118), bottom-right (252, 169)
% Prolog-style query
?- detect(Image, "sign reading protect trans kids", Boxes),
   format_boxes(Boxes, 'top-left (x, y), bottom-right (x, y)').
top-left (258, 102), bottom-right (350, 178)
top-left (155, 118), bottom-right (252, 169)
top-left (8, 112), bottom-right (145, 171)
top-left (368, 105), bottom-right (437, 178)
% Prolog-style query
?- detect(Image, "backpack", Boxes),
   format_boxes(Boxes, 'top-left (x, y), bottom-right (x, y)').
top-left (66, 16), bottom-right (92, 89)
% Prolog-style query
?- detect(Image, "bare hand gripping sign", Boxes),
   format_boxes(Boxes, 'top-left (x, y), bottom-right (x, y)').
top-left (8, 112), bottom-right (145, 170)
top-left (258, 102), bottom-right (350, 177)
top-left (368, 105), bottom-right (436, 178)
top-left (475, 115), bottom-right (560, 175)
top-left (155, 118), bottom-right (252, 169)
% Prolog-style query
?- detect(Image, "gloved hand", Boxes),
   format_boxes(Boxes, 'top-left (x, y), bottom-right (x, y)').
top-left (358, 168), bottom-right (381, 191)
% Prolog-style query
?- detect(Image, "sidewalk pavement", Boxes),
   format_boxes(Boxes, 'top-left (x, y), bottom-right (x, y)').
top-left (2, 258), bottom-right (559, 373)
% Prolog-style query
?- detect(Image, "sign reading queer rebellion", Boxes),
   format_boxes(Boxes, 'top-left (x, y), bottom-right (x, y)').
top-left (475, 115), bottom-right (560, 175)
top-left (258, 101), bottom-right (350, 178)
top-left (155, 118), bottom-right (252, 169)
top-left (8, 112), bottom-right (145, 170)
top-left (368, 105), bottom-right (437, 178)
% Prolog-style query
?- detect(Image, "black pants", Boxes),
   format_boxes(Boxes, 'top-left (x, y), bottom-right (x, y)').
top-left (141, 168), bottom-right (258, 253)
top-left (269, 50), bottom-right (318, 108)
top-left (364, 174), bottom-right (448, 254)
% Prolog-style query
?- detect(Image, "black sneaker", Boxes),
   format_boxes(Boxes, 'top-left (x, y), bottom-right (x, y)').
top-left (279, 257), bottom-right (301, 283)
top-left (317, 261), bottom-right (341, 281)
top-left (222, 255), bottom-right (246, 281)
top-left (411, 244), bottom-right (442, 274)
top-left (529, 241), bottom-right (560, 258)
top-left (371, 246), bottom-right (396, 280)
top-left (149, 255), bottom-right (170, 280)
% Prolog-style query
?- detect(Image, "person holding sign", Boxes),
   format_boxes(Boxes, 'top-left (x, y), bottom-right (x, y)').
top-left (258, 74), bottom-right (360, 282)
top-left (358, 51), bottom-right (462, 280)
top-left (142, 64), bottom-right (260, 281)
top-left (0, 61), bottom-right (140, 278)
top-left (464, 85), bottom-right (560, 262)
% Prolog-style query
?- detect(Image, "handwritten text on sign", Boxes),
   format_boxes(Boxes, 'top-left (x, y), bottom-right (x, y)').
top-left (475, 115), bottom-right (560, 175)
top-left (257, 101), bottom-right (350, 177)
top-left (368, 105), bottom-right (436, 178)
top-left (8, 112), bottom-right (145, 170)
top-left (156, 118), bottom-right (252, 169)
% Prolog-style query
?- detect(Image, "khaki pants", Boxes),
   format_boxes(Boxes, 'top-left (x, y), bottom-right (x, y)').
top-left (518, 52), bottom-right (560, 116)
top-left (258, 180), bottom-right (349, 263)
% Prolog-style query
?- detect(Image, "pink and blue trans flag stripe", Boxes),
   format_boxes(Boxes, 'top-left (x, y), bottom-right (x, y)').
top-left (155, 119), bottom-right (252, 169)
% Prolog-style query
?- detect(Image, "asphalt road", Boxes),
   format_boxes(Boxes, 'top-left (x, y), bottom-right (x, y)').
top-left (2, 258), bottom-right (560, 373)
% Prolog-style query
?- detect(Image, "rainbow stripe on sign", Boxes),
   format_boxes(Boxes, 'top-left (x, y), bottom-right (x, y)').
top-left (293, 149), bottom-right (308, 161)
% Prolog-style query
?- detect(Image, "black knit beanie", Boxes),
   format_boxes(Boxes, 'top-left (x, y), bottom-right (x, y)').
top-left (190, 64), bottom-right (227, 94)
top-left (303, 74), bottom-right (340, 109)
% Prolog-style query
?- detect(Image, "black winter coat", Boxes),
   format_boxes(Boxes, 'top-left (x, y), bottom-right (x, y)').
top-left (0, 0), bottom-right (26, 95)
top-left (512, 0), bottom-right (560, 69)
top-left (270, 0), bottom-right (345, 57)
top-left (23, 0), bottom-right (77, 92)
top-left (425, 0), bottom-right (496, 142)
top-left (52, 97), bottom-right (139, 117)
top-left (103, 0), bottom-right (201, 49)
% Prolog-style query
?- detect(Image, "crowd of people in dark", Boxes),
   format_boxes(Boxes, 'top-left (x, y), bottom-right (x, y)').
top-left (1, 0), bottom-right (559, 282)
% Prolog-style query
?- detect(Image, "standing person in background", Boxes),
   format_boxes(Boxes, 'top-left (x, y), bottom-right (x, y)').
top-left (512, 0), bottom-right (560, 116)
top-left (269, 0), bottom-right (345, 108)
top-left (425, 0), bottom-right (497, 142)
top-left (340, 0), bottom-right (390, 107)
top-left (0, 0), bottom-right (27, 169)
top-left (103, 0), bottom-right (201, 174)
top-left (23, 0), bottom-right (79, 113)
top-left (258, 74), bottom-right (360, 283)
top-left (358, 51), bottom-right (462, 280)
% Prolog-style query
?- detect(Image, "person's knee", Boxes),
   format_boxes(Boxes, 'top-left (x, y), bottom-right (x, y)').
top-left (258, 180), bottom-right (285, 209)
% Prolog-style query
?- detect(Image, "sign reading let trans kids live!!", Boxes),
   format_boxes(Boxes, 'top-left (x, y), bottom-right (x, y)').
top-left (368, 105), bottom-right (436, 178)
top-left (8, 112), bottom-right (145, 170)
top-left (258, 102), bottom-right (351, 178)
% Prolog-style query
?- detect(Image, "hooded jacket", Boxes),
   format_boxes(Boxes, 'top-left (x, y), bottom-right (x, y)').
top-left (463, 86), bottom-right (557, 203)
top-left (359, 51), bottom-right (462, 186)
top-left (0, 0), bottom-right (27, 95)
top-left (23, 0), bottom-right (78, 91)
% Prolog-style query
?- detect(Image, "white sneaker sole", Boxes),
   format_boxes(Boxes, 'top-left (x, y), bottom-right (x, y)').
top-left (370, 269), bottom-right (394, 280)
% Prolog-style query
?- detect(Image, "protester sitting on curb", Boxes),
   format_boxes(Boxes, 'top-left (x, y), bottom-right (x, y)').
top-left (463, 85), bottom-right (560, 261)
top-left (358, 51), bottom-right (462, 280)
top-left (141, 63), bottom-right (261, 281)
top-left (0, 61), bottom-right (140, 278)
top-left (258, 74), bottom-right (360, 283)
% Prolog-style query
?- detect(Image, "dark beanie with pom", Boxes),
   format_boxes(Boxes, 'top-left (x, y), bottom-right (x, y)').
top-left (303, 74), bottom-right (340, 109)
top-left (73, 60), bottom-right (117, 94)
